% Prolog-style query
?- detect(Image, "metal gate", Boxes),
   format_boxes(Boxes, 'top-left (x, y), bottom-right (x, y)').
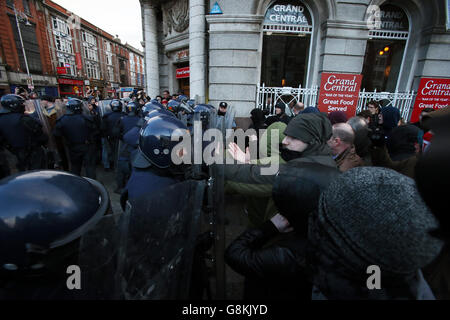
top-left (256, 84), bottom-right (416, 121)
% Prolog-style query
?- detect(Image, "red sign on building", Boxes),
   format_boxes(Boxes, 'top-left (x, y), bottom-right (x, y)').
top-left (57, 67), bottom-right (67, 75)
top-left (57, 78), bottom-right (84, 86)
top-left (318, 73), bottom-right (363, 119)
top-left (176, 67), bottom-right (190, 79)
top-left (410, 78), bottom-right (450, 123)
top-left (76, 53), bottom-right (83, 70)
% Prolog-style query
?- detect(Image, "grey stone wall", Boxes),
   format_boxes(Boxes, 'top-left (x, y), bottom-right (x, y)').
top-left (206, 14), bottom-right (264, 117)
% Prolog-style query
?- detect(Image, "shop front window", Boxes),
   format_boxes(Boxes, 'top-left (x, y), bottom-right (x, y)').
top-left (261, 1), bottom-right (313, 88)
top-left (362, 3), bottom-right (409, 92)
top-left (362, 40), bottom-right (406, 92)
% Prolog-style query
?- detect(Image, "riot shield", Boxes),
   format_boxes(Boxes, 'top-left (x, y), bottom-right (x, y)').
top-left (120, 179), bottom-right (206, 300)
top-left (32, 100), bottom-right (62, 169)
top-left (76, 211), bottom-right (128, 299)
top-left (207, 163), bottom-right (226, 299)
top-left (98, 100), bottom-right (113, 117)
top-left (54, 99), bottom-right (66, 119)
top-left (81, 100), bottom-right (91, 116)
top-left (74, 178), bottom-right (127, 300)
top-left (24, 99), bottom-right (36, 116)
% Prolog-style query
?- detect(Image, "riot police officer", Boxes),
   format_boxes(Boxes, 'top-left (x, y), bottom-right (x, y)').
top-left (0, 170), bottom-right (111, 300)
top-left (121, 114), bottom-right (190, 206)
top-left (114, 101), bottom-right (142, 194)
top-left (101, 99), bottom-right (125, 170)
top-left (53, 98), bottom-right (100, 179)
top-left (0, 94), bottom-right (48, 172)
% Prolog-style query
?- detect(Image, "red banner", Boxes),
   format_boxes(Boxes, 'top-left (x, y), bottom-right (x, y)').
top-left (57, 67), bottom-right (67, 75)
top-left (58, 78), bottom-right (84, 86)
top-left (410, 78), bottom-right (450, 123)
top-left (176, 67), bottom-right (190, 79)
top-left (76, 53), bottom-right (82, 70)
top-left (318, 73), bottom-right (363, 119)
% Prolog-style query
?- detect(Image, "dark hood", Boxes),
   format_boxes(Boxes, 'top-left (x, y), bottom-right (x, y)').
top-left (283, 113), bottom-right (333, 158)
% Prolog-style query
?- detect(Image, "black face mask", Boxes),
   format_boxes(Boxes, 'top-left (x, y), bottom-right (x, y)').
top-left (280, 145), bottom-right (304, 162)
top-left (218, 110), bottom-right (226, 116)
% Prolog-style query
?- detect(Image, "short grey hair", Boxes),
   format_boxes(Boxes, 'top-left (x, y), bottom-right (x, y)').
top-left (332, 123), bottom-right (355, 145)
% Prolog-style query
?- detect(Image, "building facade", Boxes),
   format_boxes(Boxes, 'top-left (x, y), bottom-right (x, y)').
top-left (0, 0), bottom-right (144, 98)
top-left (140, 0), bottom-right (450, 120)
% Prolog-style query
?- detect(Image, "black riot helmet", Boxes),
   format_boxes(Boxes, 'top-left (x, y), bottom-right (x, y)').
top-left (0, 94), bottom-right (26, 114)
top-left (126, 101), bottom-right (138, 115)
top-left (132, 115), bottom-right (188, 169)
top-left (66, 98), bottom-right (84, 114)
top-left (193, 104), bottom-right (213, 129)
top-left (145, 108), bottom-right (176, 121)
top-left (0, 170), bottom-right (110, 274)
top-left (142, 101), bottom-right (163, 117)
top-left (110, 99), bottom-right (123, 112)
top-left (167, 100), bottom-right (180, 114)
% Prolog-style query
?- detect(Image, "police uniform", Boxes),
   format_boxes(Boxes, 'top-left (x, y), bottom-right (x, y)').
top-left (102, 110), bottom-right (125, 169)
top-left (120, 114), bottom-right (188, 207)
top-left (0, 95), bottom-right (48, 171)
top-left (53, 103), bottom-right (99, 179)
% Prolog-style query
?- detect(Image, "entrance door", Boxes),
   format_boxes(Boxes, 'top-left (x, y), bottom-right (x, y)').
top-left (179, 77), bottom-right (190, 97)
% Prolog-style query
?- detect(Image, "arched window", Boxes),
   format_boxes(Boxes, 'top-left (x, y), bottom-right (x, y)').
top-left (261, 1), bottom-right (313, 88)
top-left (362, 3), bottom-right (409, 92)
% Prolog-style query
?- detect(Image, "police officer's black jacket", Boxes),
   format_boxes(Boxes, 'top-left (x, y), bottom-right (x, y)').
top-left (0, 113), bottom-right (48, 150)
top-left (53, 114), bottom-right (99, 145)
top-left (101, 112), bottom-right (124, 138)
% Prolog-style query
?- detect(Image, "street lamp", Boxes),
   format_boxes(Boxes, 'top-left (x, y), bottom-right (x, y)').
top-left (13, 4), bottom-right (33, 89)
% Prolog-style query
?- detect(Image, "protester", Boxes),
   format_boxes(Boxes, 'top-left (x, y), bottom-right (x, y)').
top-left (327, 123), bottom-right (363, 172)
top-left (308, 167), bottom-right (443, 300)
top-left (328, 111), bottom-right (348, 125)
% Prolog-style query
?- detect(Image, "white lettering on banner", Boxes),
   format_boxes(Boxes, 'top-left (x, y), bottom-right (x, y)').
top-left (421, 80), bottom-right (450, 96)
top-left (324, 75), bottom-right (358, 92)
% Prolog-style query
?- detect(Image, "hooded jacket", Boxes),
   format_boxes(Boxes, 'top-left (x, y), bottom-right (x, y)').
top-left (225, 113), bottom-right (336, 198)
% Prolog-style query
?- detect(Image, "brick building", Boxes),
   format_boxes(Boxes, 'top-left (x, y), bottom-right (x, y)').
top-left (0, 0), bottom-right (144, 98)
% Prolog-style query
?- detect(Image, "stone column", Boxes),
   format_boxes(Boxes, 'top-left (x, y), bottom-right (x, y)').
top-left (142, 1), bottom-right (160, 98)
top-left (189, 0), bottom-right (206, 103)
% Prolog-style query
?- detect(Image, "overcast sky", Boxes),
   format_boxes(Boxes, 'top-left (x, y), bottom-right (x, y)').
top-left (52, 0), bottom-right (143, 50)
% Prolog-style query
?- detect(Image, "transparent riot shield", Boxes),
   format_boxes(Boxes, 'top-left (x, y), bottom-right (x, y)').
top-left (54, 99), bottom-right (67, 119)
top-left (74, 178), bottom-right (127, 300)
top-left (24, 99), bottom-right (36, 116)
top-left (207, 163), bottom-right (226, 299)
top-left (76, 211), bottom-right (128, 299)
top-left (98, 100), bottom-right (113, 117)
top-left (32, 100), bottom-right (62, 169)
top-left (120, 179), bottom-right (206, 300)
top-left (81, 100), bottom-right (91, 116)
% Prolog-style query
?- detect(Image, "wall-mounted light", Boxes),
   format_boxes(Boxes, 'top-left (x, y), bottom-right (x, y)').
top-left (384, 46), bottom-right (390, 52)
top-left (379, 51), bottom-right (384, 56)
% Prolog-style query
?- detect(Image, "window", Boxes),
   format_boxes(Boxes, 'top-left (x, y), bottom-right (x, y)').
top-left (9, 15), bottom-right (42, 73)
top-left (107, 66), bottom-right (114, 82)
top-left (261, 1), bottom-right (313, 87)
top-left (82, 31), bottom-right (98, 62)
top-left (57, 54), bottom-right (76, 76)
top-left (52, 17), bottom-right (70, 35)
top-left (23, 0), bottom-right (30, 15)
top-left (361, 4), bottom-right (409, 92)
top-left (130, 71), bottom-right (136, 86)
top-left (86, 63), bottom-right (99, 79)
top-left (361, 40), bottom-right (406, 92)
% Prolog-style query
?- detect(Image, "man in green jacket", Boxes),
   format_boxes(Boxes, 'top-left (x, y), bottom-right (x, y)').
top-left (225, 113), bottom-right (337, 226)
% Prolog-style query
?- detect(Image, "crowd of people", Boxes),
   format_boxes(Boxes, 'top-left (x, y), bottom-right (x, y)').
top-left (0, 86), bottom-right (449, 300)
